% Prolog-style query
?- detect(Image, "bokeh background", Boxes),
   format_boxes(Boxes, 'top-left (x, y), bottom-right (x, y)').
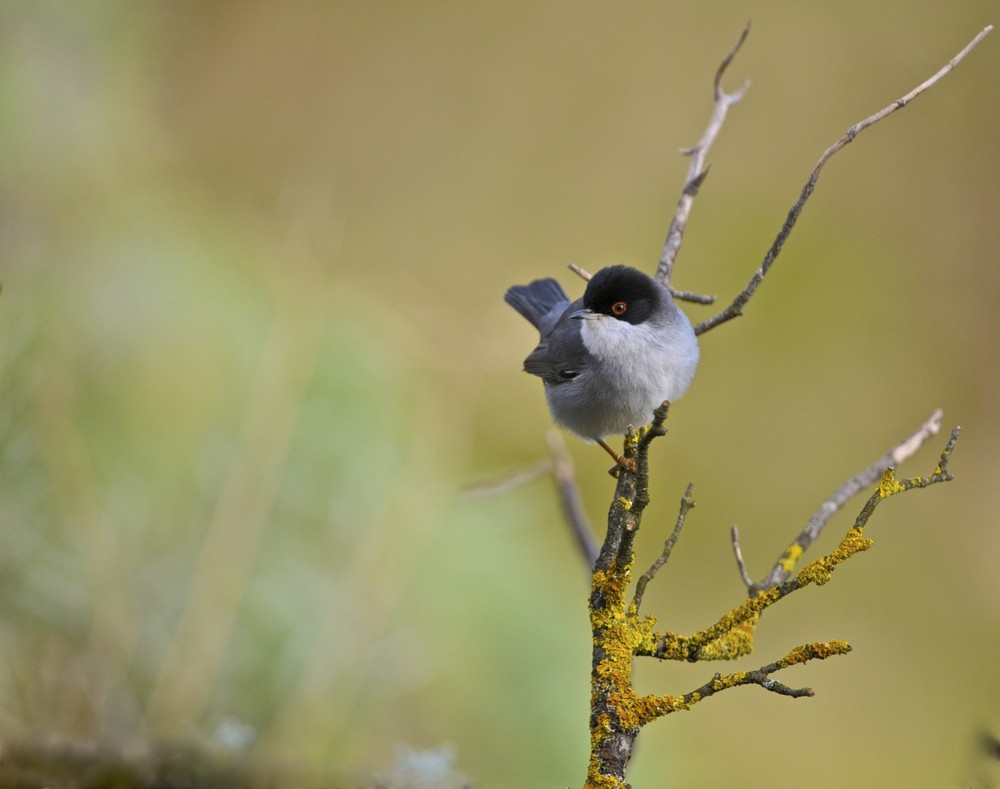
top-left (1, 3), bottom-right (998, 787)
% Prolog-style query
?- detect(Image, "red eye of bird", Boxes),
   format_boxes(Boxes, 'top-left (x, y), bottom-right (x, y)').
top-left (611, 301), bottom-right (628, 316)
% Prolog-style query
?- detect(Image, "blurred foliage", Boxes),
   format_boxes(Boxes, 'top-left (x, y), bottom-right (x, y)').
top-left (0, 737), bottom-right (268, 789)
top-left (0, 3), bottom-right (997, 788)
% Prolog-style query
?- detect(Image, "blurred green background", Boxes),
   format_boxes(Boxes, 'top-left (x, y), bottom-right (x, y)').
top-left (1, 2), bottom-right (998, 787)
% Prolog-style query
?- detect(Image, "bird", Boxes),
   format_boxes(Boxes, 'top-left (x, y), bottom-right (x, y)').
top-left (505, 264), bottom-right (699, 468)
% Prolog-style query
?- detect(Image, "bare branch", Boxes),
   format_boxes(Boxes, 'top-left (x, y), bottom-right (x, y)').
top-left (461, 459), bottom-right (552, 498)
top-left (696, 25), bottom-right (994, 335)
top-left (545, 431), bottom-right (599, 569)
top-left (670, 286), bottom-right (716, 305)
top-left (568, 262), bottom-right (592, 282)
top-left (731, 525), bottom-right (753, 588)
top-left (750, 409), bottom-right (947, 595)
top-left (654, 21), bottom-right (751, 287)
top-left (633, 483), bottom-right (695, 612)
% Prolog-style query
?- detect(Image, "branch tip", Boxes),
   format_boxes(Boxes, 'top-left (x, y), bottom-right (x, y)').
top-left (655, 25), bottom-right (750, 286)
top-left (731, 526), bottom-right (753, 588)
top-left (714, 20), bottom-right (752, 99)
top-left (889, 408), bottom-right (942, 466)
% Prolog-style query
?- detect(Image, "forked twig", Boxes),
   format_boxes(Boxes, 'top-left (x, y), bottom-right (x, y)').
top-left (749, 409), bottom-right (947, 595)
top-left (655, 21), bottom-right (751, 289)
top-left (633, 483), bottom-right (695, 612)
top-left (730, 526), bottom-right (753, 588)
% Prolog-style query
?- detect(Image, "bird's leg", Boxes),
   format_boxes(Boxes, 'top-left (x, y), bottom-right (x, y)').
top-left (597, 438), bottom-right (636, 476)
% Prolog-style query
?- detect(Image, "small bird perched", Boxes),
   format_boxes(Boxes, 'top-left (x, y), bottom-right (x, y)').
top-left (505, 264), bottom-right (699, 467)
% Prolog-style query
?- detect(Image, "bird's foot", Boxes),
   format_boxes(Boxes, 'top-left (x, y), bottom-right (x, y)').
top-left (597, 439), bottom-right (636, 477)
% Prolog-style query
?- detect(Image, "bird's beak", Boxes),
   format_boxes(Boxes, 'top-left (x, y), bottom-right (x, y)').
top-left (570, 308), bottom-right (597, 320)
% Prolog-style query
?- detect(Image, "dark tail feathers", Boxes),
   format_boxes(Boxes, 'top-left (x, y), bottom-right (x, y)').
top-left (504, 278), bottom-right (569, 330)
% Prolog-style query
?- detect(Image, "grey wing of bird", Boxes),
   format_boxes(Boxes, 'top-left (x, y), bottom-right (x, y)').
top-left (522, 304), bottom-right (587, 384)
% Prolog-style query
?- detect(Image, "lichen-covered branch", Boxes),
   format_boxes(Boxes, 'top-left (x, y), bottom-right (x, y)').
top-left (587, 422), bottom-right (959, 788)
top-left (587, 404), bottom-right (670, 789)
top-left (749, 409), bottom-right (947, 595)
top-left (633, 641), bottom-right (853, 726)
top-left (634, 427), bottom-right (958, 666)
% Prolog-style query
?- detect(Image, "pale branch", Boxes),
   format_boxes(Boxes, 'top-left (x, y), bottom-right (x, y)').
top-left (545, 431), bottom-right (599, 570)
top-left (461, 459), bottom-right (552, 498)
top-left (695, 24), bottom-right (993, 336)
top-left (574, 260), bottom-right (715, 304)
top-left (572, 257), bottom-right (715, 304)
top-left (654, 21), bottom-right (751, 288)
top-left (730, 525), bottom-right (753, 588)
top-left (749, 408), bottom-right (946, 595)
top-left (670, 286), bottom-right (716, 305)
top-left (633, 482), bottom-right (695, 613)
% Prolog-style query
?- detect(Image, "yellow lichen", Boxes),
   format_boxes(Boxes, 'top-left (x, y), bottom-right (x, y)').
top-left (633, 692), bottom-right (696, 725)
top-left (832, 527), bottom-right (874, 561)
top-left (796, 526), bottom-right (873, 587)
top-left (797, 557), bottom-right (832, 586)
top-left (608, 688), bottom-right (640, 729)
top-left (696, 616), bottom-right (757, 660)
top-left (878, 468), bottom-right (905, 498)
top-left (585, 423), bottom-right (954, 786)
top-left (681, 600), bottom-right (766, 662)
top-left (778, 542), bottom-right (804, 575)
top-left (781, 640), bottom-right (852, 667)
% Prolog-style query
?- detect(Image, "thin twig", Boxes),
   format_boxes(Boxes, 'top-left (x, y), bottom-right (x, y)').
top-left (570, 263), bottom-right (715, 303)
top-left (749, 408), bottom-right (944, 595)
top-left (696, 24), bottom-right (994, 335)
top-left (665, 641), bottom-right (853, 713)
top-left (545, 431), bottom-right (599, 569)
top-left (654, 21), bottom-right (751, 288)
top-left (640, 429), bottom-right (958, 665)
top-left (730, 526), bottom-right (753, 588)
top-left (670, 286), bottom-right (716, 305)
top-left (573, 262), bottom-right (714, 303)
top-left (461, 459), bottom-right (553, 498)
top-left (633, 483), bottom-right (695, 612)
